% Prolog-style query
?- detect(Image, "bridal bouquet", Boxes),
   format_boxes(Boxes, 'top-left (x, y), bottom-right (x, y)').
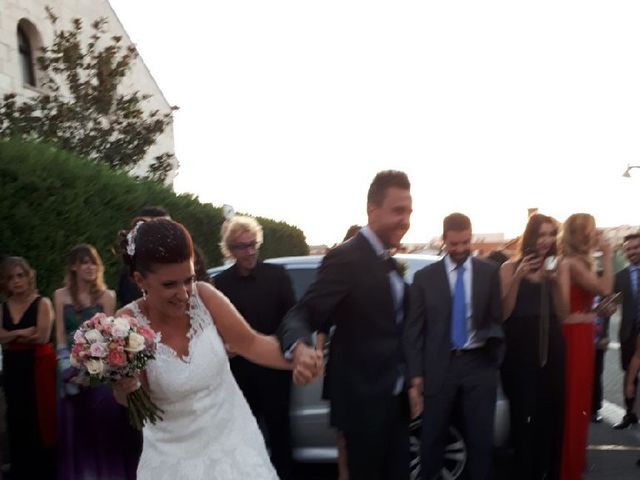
top-left (69, 312), bottom-right (164, 429)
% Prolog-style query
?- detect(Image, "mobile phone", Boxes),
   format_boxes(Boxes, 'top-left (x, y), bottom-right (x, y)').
top-left (543, 256), bottom-right (558, 271)
top-left (524, 247), bottom-right (540, 271)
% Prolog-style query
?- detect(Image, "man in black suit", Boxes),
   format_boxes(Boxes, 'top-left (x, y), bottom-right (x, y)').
top-left (403, 213), bottom-right (503, 480)
top-left (278, 170), bottom-right (413, 480)
top-left (214, 215), bottom-right (296, 479)
top-left (613, 233), bottom-right (640, 429)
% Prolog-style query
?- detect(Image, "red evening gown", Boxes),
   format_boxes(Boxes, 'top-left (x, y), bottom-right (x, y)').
top-left (560, 285), bottom-right (595, 480)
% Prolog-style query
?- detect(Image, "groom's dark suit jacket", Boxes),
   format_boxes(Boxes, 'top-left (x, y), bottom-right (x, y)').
top-left (404, 256), bottom-right (503, 396)
top-left (277, 232), bottom-right (408, 431)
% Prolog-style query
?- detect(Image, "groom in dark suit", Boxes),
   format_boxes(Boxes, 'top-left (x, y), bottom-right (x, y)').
top-left (278, 170), bottom-right (413, 480)
top-left (404, 213), bottom-right (503, 480)
top-left (613, 233), bottom-right (640, 429)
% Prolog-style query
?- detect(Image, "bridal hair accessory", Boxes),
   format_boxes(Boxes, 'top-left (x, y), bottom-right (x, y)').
top-left (126, 221), bottom-right (144, 257)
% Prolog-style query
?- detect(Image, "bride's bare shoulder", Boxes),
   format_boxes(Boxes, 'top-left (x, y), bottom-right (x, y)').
top-left (197, 281), bottom-right (221, 299)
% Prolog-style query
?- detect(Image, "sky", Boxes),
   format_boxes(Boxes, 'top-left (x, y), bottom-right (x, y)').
top-left (109, 1), bottom-right (640, 245)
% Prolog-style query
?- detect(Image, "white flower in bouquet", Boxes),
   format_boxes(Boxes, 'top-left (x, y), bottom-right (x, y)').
top-left (85, 329), bottom-right (105, 344)
top-left (98, 315), bottom-right (114, 328)
top-left (112, 317), bottom-right (131, 338)
top-left (126, 332), bottom-right (146, 352)
top-left (85, 359), bottom-right (105, 376)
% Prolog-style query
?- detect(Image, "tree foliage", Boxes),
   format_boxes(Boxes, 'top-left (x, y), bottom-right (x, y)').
top-left (0, 8), bottom-right (177, 183)
top-left (0, 140), bottom-right (309, 298)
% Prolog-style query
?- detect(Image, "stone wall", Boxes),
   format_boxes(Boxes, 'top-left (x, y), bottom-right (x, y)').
top-left (0, 0), bottom-right (178, 184)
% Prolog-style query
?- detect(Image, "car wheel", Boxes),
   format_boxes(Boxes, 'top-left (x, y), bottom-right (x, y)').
top-left (409, 418), bottom-right (467, 480)
top-left (437, 426), bottom-right (466, 480)
top-left (409, 417), bottom-right (422, 480)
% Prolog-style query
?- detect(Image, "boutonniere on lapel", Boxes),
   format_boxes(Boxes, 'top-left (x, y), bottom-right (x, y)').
top-left (396, 259), bottom-right (408, 278)
top-left (383, 255), bottom-right (408, 278)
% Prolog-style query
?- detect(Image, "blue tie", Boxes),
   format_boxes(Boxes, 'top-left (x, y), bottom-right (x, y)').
top-left (451, 264), bottom-right (467, 349)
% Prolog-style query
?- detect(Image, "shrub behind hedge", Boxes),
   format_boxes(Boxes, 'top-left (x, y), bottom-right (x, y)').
top-left (0, 139), bottom-right (308, 298)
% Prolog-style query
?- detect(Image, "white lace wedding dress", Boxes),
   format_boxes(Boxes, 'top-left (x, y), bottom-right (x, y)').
top-left (127, 292), bottom-right (279, 480)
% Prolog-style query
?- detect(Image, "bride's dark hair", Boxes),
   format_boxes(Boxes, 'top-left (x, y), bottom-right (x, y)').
top-left (120, 218), bottom-right (194, 276)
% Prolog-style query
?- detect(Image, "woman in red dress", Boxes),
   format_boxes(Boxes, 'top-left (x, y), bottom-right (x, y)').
top-left (559, 213), bottom-right (613, 480)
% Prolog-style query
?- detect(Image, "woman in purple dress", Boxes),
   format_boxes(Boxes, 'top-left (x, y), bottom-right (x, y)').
top-left (55, 244), bottom-right (142, 479)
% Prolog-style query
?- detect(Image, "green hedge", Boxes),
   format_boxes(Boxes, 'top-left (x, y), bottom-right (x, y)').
top-left (0, 139), bottom-right (308, 298)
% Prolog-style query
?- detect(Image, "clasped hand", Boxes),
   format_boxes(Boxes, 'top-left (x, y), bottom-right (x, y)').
top-left (408, 377), bottom-right (424, 419)
top-left (113, 376), bottom-right (142, 406)
top-left (291, 343), bottom-right (324, 386)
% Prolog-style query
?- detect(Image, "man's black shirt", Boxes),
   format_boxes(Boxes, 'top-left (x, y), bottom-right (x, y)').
top-left (214, 261), bottom-right (295, 335)
top-left (214, 261), bottom-right (296, 479)
top-left (117, 266), bottom-right (142, 308)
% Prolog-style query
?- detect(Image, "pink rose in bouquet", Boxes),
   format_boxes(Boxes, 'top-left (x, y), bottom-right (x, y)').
top-left (69, 312), bottom-right (164, 429)
top-left (108, 349), bottom-right (127, 368)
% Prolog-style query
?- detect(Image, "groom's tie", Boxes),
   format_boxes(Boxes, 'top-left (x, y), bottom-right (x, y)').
top-left (451, 264), bottom-right (467, 349)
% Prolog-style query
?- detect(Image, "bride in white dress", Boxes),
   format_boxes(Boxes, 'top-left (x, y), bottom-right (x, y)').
top-left (112, 218), bottom-right (319, 479)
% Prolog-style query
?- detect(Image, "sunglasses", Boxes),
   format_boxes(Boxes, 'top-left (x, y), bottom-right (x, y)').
top-left (230, 240), bottom-right (259, 252)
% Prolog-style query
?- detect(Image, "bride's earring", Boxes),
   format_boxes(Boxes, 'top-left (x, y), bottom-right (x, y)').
top-left (142, 289), bottom-right (147, 301)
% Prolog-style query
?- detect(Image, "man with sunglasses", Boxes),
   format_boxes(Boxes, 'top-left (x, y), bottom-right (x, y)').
top-left (214, 215), bottom-right (296, 480)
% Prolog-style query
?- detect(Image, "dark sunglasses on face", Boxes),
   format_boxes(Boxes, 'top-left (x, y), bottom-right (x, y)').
top-left (230, 240), bottom-right (259, 252)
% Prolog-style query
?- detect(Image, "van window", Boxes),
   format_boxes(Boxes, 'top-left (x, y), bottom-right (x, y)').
top-left (286, 267), bottom-right (318, 301)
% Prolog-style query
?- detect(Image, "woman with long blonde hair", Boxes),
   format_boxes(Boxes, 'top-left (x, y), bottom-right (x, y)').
top-left (559, 214), bottom-right (613, 480)
top-left (0, 257), bottom-right (56, 479)
top-left (55, 244), bottom-right (141, 479)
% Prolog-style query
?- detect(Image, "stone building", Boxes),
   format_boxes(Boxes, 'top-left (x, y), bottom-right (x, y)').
top-left (0, 0), bottom-right (178, 183)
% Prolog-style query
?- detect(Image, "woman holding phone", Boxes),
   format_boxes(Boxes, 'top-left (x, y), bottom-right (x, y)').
top-left (500, 213), bottom-right (568, 480)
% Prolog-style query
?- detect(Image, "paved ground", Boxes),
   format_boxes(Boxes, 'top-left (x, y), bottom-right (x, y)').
top-left (581, 311), bottom-right (640, 480)
top-left (585, 420), bottom-right (640, 480)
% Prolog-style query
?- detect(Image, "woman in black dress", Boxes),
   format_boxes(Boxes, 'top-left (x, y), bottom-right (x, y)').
top-left (499, 214), bottom-right (568, 480)
top-left (0, 257), bottom-right (56, 479)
